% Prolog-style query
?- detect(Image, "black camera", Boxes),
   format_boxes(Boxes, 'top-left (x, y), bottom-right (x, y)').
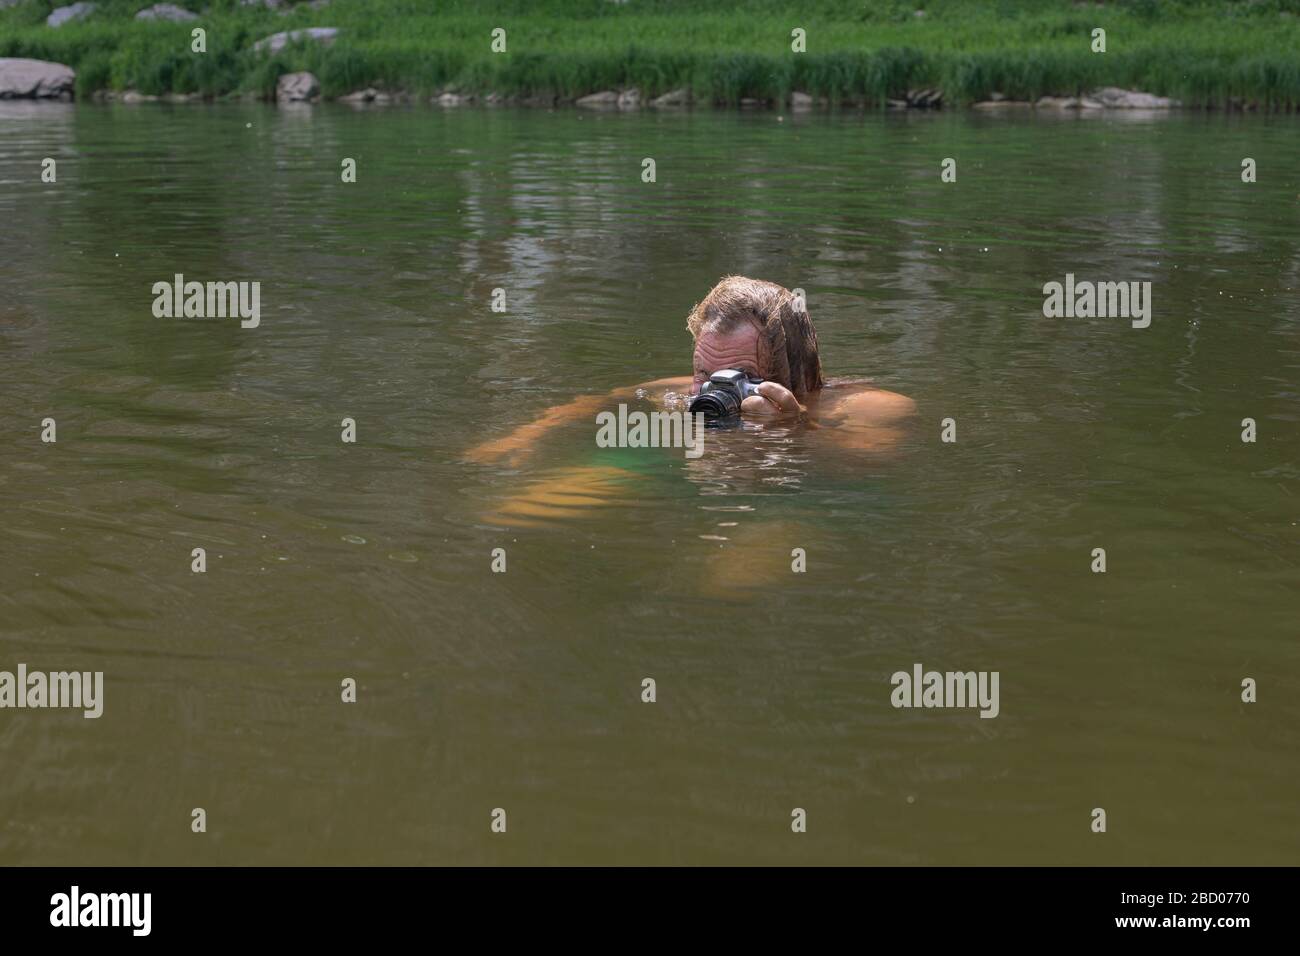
top-left (686, 369), bottom-right (764, 421)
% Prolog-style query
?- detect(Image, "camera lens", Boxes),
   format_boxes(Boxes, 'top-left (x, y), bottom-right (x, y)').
top-left (687, 389), bottom-right (742, 421)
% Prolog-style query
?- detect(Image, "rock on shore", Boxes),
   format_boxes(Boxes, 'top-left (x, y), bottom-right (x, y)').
top-left (47, 3), bottom-right (96, 27)
top-left (650, 88), bottom-right (690, 107)
top-left (575, 90), bottom-right (619, 108)
top-left (253, 27), bottom-right (339, 55)
top-left (1090, 87), bottom-right (1178, 109)
top-left (974, 88), bottom-right (1178, 110)
top-left (135, 4), bottom-right (199, 21)
top-left (276, 71), bottom-right (319, 102)
top-left (906, 88), bottom-right (943, 108)
top-left (339, 87), bottom-right (380, 103)
top-left (0, 58), bottom-right (76, 100)
top-left (971, 99), bottom-right (1031, 110)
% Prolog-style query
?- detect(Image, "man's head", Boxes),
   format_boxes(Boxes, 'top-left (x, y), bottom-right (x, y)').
top-left (686, 276), bottom-right (824, 399)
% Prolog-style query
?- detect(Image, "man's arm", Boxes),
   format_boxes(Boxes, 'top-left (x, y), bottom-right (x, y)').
top-left (464, 376), bottom-right (692, 464)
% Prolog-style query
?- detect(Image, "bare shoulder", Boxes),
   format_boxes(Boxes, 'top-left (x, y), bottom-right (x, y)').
top-left (817, 385), bottom-right (917, 425)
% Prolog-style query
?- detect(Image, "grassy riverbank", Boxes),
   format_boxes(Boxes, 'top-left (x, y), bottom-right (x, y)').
top-left (3, 0), bottom-right (1300, 107)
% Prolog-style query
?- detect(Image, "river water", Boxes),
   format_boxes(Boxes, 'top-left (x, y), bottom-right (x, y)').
top-left (1, 102), bottom-right (1297, 864)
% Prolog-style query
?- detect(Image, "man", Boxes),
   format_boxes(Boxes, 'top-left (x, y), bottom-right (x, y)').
top-left (467, 275), bottom-right (916, 467)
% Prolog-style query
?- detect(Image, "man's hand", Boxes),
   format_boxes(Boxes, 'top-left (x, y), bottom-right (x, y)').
top-left (741, 380), bottom-right (805, 418)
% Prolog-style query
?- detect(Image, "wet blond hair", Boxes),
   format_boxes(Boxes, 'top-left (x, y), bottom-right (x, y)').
top-left (686, 275), bottom-right (824, 398)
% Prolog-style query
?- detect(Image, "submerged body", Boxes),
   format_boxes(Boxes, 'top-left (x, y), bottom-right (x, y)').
top-left (468, 276), bottom-right (915, 467)
top-left (467, 276), bottom-right (916, 534)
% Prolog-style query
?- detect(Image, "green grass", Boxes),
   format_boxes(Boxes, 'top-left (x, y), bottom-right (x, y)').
top-left (3, 0), bottom-right (1300, 107)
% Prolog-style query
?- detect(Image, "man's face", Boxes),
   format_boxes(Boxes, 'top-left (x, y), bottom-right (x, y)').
top-left (692, 317), bottom-right (771, 392)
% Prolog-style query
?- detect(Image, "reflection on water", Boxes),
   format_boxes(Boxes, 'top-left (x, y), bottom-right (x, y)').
top-left (1, 103), bottom-right (1297, 865)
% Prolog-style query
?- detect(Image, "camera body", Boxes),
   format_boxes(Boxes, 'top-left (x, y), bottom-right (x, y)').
top-left (687, 368), bottom-right (764, 421)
